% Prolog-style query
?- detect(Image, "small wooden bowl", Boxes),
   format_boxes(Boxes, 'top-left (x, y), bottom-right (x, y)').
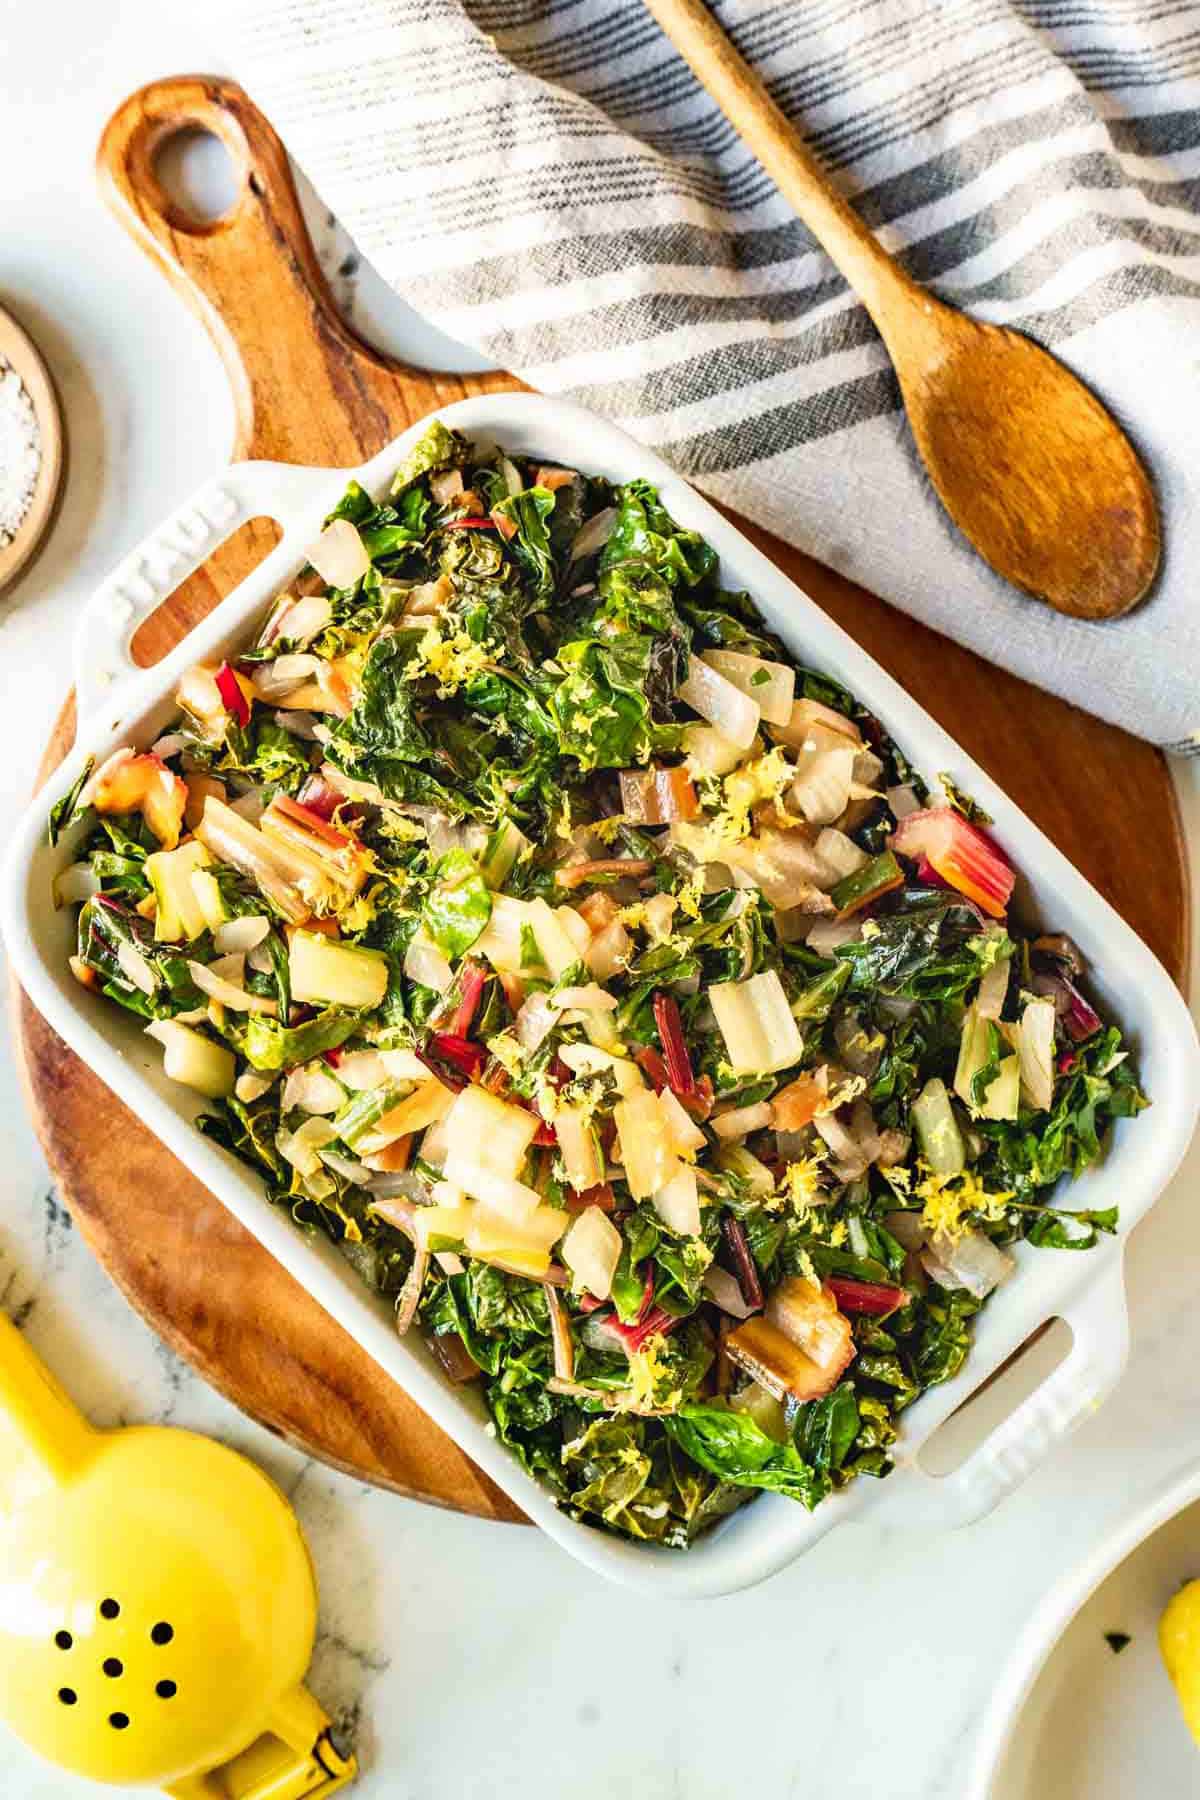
top-left (0, 305), bottom-right (64, 596)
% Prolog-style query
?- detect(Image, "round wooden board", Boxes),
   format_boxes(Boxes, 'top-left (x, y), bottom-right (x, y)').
top-left (0, 302), bottom-right (65, 597)
top-left (13, 76), bottom-right (1189, 1522)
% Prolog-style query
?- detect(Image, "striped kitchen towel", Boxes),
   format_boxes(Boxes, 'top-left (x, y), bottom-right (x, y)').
top-left (220, 0), bottom-right (1200, 749)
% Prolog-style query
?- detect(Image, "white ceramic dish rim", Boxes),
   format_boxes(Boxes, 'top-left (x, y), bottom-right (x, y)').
top-left (3, 391), bottom-right (1197, 1599)
top-left (967, 1456), bottom-right (1200, 1794)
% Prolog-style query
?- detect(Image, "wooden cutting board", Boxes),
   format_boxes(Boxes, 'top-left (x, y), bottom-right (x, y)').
top-left (13, 76), bottom-right (1189, 1523)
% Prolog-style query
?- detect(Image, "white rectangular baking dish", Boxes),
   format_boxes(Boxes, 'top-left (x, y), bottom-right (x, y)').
top-left (5, 393), bottom-right (1197, 1598)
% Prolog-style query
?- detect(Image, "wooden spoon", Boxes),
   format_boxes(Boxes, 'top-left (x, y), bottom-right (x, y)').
top-left (642, 0), bottom-right (1160, 620)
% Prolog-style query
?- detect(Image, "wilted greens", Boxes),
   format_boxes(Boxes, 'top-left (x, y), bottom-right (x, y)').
top-left (52, 421), bottom-right (1145, 1549)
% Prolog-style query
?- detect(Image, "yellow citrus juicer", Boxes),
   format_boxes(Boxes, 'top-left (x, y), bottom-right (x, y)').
top-left (0, 1303), bottom-right (356, 1796)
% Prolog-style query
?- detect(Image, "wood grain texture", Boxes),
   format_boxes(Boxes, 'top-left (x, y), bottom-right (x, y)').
top-left (640, 0), bottom-right (1160, 619)
top-left (12, 75), bottom-right (1188, 1520)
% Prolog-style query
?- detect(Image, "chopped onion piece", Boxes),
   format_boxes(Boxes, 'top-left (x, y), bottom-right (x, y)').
top-left (976, 949), bottom-right (1012, 1020)
top-left (551, 984), bottom-right (618, 1013)
top-left (613, 1089), bottom-right (680, 1200)
top-left (54, 863), bottom-right (101, 907)
top-left (403, 929), bottom-right (454, 995)
top-left (515, 990), bottom-right (558, 1051)
top-left (677, 655), bottom-right (760, 749)
top-left (791, 745), bottom-right (857, 826)
top-left (176, 665), bottom-right (225, 727)
top-left (1018, 996), bottom-right (1057, 1112)
top-left (723, 830), bottom-right (837, 911)
top-left (657, 1086), bottom-right (706, 1155)
top-left (187, 957), bottom-right (277, 1014)
top-left (887, 783), bottom-right (921, 819)
top-left (281, 591), bottom-right (333, 646)
top-left (922, 1229), bottom-right (1014, 1299)
top-left (652, 1163), bottom-right (701, 1237)
top-left (150, 732), bottom-right (187, 761)
top-left (561, 1205), bottom-right (622, 1300)
top-left (555, 1104), bottom-right (604, 1193)
top-left (812, 1110), bottom-right (870, 1181)
top-left (319, 1147), bottom-right (375, 1186)
top-left (443, 1085), bottom-right (540, 1186)
top-left (813, 828), bottom-right (869, 883)
top-left (117, 939), bottom-right (157, 996)
top-left (711, 1099), bottom-right (772, 1141)
top-left (585, 920), bottom-right (631, 982)
top-left (702, 1265), bottom-right (756, 1319)
top-left (806, 916), bottom-right (865, 957)
top-left (307, 518), bottom-right (369, 589)
top-left (235, 1069), bottom-right (274, 1104)
top-left (378, 1048), bottom-right (429, 1084)
top-left (885, 1210), bottom-right (926, 1252)
top-left (251, 654), bottom-right (322, 702)
top-left (642, 893), bottom-right (678, 942)
top-left (213, 914), bottom-right (270, 955)
top-left (282, 1063), bottom-right (345, 1115)
top-left (682, 722), bottom-right (753, 777)
top-left (702, 649), bottom-right (794, 727)
top-left (771, 697), bottom-right (862, 750)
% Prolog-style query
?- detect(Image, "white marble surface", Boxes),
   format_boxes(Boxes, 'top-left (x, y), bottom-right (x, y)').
top-left (1, 4), bottom-right (1199, 1795)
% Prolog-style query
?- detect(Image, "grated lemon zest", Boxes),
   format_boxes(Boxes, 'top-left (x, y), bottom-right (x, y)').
top-left (408, 623), bottom-right (494, 696)
top-left (915, 1163), bottom-right (1014, 1239)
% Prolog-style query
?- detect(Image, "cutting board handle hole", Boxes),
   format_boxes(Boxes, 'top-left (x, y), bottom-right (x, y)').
top-left (152, 127), bottom-right (240, 231)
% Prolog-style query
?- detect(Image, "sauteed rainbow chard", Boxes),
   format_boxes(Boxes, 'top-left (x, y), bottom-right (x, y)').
top-left (52, 422), bottom-right (1145, 1546)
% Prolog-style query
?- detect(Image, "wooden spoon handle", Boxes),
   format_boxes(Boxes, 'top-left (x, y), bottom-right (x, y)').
top-left (642, 0), bottom-right (917, 332)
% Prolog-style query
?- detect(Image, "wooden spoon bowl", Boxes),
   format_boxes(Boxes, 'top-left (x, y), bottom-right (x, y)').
top-left (642, 0), bottom-right (1161, 621)
top-left (897, 300), bottom-right (1160, 619)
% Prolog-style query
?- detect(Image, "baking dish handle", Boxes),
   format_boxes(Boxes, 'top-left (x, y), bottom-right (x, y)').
top-left (883, 1254), bottom-right (1130, 1530)
top-left (72, 461), bottom-right (335, 728)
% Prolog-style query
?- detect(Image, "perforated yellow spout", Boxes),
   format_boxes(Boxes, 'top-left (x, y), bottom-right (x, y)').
top-left (0, 1307), bottom-right (354, 1796)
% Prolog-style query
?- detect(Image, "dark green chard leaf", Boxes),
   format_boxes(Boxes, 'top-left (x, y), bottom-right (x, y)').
top-left (422, 849), bottom-right (493, 956)
top-left (491, 487), bottom-right (557, 599)
top-left (794, 1382), bottom-right (860, 1476)
top-left (390, 420), bottom-right (466, 494)
top-left (663, 1403), bottom-right (830, 1508)
top-left (48, 759), bottom-right (94, 847)
top-left (198, 1092), bottom-right (284, 1181)
top-left (599, 480), bottom-right (717, 590)
top-left (236, 1008), bottom-right (361, 1072)
top-left (77, 897), bottom-right (202, 1021)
